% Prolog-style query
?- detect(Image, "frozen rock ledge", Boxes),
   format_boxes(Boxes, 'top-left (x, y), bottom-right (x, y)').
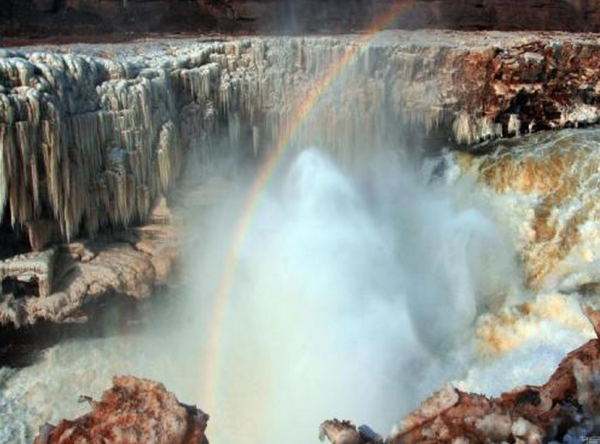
top-left (4, 31), bottom-right (600, 327)
top-left (4, 32), bottom-right (600, 245)
top-left (0, 198), bottom-right (178, 328)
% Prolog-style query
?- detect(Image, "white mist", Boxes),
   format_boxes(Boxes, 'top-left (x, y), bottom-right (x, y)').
top-left (0, 147), bottom-right (535, 444)
top-left (186, 148), bottom-right (518, 443)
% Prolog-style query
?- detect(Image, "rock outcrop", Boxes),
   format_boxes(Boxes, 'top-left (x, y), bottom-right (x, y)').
top-left (0, 198), bottom-right (178, 327)
top-left (5, 0), bottom-right (600, 39)
top-left (4, 32), bottom-right (600, 325)
top-left (319, 419), bottom-right (362, 444)
top-left (32, 375), bottom-right (209, 444)
top-left (0, 248), bottom-right (55, 298)
top-left (320, 305), bottom-right (600, 444)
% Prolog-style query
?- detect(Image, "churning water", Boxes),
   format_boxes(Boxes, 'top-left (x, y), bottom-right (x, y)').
top-left (0, 140), bottom-right (597, 443)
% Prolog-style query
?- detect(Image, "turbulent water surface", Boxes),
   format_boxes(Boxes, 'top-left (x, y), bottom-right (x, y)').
top-left (2, 127), bottom-right (600, 443)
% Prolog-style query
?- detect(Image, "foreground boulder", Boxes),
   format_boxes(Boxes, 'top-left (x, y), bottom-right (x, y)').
top-left (33, 376), bottom-right (209, 444)
top-left (321, 304), bottom-right (600, 444)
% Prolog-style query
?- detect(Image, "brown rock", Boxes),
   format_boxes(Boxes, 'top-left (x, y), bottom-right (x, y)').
top-left (389, 304), bottom-right (600, 443)
top-left (32, 376), bottom-right (209, 444)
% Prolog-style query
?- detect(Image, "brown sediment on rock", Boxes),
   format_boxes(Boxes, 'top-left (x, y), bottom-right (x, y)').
top-left (0, 199), bottom-right (179, 328)
top-left (32, 375), bottom-right (209, 444)
top-left (450, 38), bottom-right (600, 145)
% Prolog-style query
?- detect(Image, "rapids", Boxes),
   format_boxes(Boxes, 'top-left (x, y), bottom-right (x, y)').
top-left (2, 128), bottom-right (600, 443)
top-left (451, 129), bottom-right (600, 293)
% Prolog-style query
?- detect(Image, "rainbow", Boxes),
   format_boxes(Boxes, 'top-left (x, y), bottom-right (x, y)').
top-left (202, 0), bottom-right (416, 415)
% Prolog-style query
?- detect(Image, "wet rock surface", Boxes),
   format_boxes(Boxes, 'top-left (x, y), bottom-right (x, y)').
top-left (32, 376), bottom-right (209, 444)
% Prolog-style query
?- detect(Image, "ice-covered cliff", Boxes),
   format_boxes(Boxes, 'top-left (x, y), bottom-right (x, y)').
top-left (4, 32), bottom-right (600, 246)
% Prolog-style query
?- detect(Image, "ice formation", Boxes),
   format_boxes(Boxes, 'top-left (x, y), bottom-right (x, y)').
top-left (3, 32), bottom-right (600, 243)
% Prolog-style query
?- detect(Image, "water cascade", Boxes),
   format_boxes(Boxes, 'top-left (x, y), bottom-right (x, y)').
top-left (2, 32), bottom-right (600, 444)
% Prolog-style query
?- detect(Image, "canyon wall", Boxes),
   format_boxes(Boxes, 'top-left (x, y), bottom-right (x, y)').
top-left (3, 33), bottom-right (600, 244)
top-left (3, 31), bottom-right (600, 324)
top-left (3, 0), bottom-right (600, 40)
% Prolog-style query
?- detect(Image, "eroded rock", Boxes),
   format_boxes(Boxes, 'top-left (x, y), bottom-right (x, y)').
top-left (32, 376), bottom-right (209, 444)
top-left (0, 248), bottom-right (54, 299)
top-left (0, 200), bottom-right (179, 328)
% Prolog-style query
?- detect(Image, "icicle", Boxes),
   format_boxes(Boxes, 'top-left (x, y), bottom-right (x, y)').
top-left (453, 112), bottom-right (503, 145)
top-left (507, 114), bottom-right (520, 137)
top-left (0, 124), bottom-right (6, 223)
top-left (1, 36), bottom-right (515, 245)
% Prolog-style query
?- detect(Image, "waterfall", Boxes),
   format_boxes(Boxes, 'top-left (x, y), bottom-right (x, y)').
top-left (3, 33), bottom-right (600, 444)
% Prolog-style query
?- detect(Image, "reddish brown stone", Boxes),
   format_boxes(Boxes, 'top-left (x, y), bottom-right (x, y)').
top-left (387, 305), bottom-right (600, 444)
top-left (33, 376), bottom-right (209, 444)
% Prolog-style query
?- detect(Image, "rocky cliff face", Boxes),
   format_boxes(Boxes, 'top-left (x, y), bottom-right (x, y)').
top-left (4, 0), bottom-right (600, 39)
